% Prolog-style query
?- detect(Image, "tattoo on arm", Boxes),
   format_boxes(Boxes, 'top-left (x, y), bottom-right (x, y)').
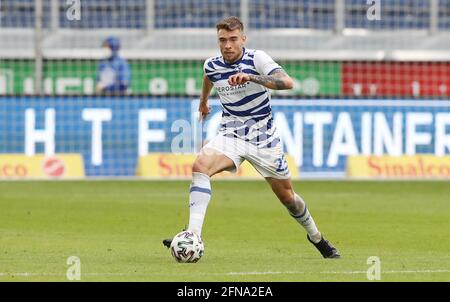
top-left (248, 69), bottom-right (290, 90)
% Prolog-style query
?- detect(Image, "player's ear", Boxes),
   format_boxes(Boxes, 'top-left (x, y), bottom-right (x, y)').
top-left (241, 33), bottom-right (247, 43)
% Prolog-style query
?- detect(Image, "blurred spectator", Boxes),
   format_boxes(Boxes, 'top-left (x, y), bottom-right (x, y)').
top-left (96, 36), bottom-right (131, 94)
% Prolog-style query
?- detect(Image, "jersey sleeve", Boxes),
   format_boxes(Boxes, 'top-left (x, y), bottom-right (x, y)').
top-left (118, 59), bottom-right (131, 86)
top-left (96, 61), bottom-right (106, 81)
top-left (254, 50), bottom-right (282, 76)
top-left (203, 58), bottom-right (216, 82)
top-left (203, 59), bottom-right (211, 73)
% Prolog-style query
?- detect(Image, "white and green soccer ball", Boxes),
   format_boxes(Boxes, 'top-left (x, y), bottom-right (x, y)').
top-left (170, 231), bottom-right (204, 263)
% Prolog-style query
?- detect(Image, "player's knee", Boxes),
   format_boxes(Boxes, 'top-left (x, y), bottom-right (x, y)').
top-left (192, 158), bottom-right (210, 175)
top-left (278, 190), bottom-right (296, 207)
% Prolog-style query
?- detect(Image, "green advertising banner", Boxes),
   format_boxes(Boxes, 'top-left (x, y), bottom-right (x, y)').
top-left (0, 61), bottom-right (34, 94)
top-left (0, 60), bottom-right (341, 96)
top-left (281, 61), bottom-right (341, 96)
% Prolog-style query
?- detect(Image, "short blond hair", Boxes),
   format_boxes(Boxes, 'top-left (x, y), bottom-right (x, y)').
top-left (215, 16), bottom-right (244, 32)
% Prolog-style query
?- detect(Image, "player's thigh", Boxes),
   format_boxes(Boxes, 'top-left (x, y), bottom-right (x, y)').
top-left (195, 134), bottom-right (245, 176)
top-left (243, 144), bottom-right (294, 202)
top-left (266, 177), bottom-right (295, 203)
top-left (245, 143), bottom-right (291, 180)
top-left (192, 148), bottom-right (236, 177)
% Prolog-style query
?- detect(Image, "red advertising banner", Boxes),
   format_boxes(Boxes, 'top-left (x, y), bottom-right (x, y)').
top-left (342, 62), bottom-right (450, 97)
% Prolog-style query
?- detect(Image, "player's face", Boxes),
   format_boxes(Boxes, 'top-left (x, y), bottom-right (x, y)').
top-left (101, 42), bottom-right (113, 59)
top-left (217, 29), bottom-right (246, 64)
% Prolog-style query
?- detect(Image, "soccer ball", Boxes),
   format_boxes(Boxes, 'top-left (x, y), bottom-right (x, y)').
top-left (170, 231), bottom-right (204, 263)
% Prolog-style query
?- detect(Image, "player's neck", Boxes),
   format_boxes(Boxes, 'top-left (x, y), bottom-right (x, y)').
top-left (224, 48), bottom-right (245, 65)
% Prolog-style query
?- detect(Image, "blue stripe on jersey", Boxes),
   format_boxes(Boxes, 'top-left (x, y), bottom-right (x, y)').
top-left (222, 117), bottom-right (269, 129)
top-left (207, 69), bottom-right (259, 82)
top-left (222, 98), bottom-right (270, 117)
top-left (211, 60), bottom-right (230, 69)
top-left (222, 121), bottom-right (245, 130)
top-left (266, 118), bottom-right (273, 129)
top-left (240, 59), bottom-right (255, 67)
top-left (242, 69), bottom-right (260, 75)
top-left (207, 61), bottom-right (215, 70)
top-left (223, 91), bottom-right (266, 107)
top-left (252, 98), bottom-right (272, 115)
top-left (249, 133), bottom-right (273, 143)
top-left (251, 103), bottom-right (271, 116)
top-left (224, 96), bottom-right (269, 113)
top-left (223, 114), bottom-right (270, 128)
top-left (260, 137), bottom-right (280, 148)
top-left (251, 97), bottom-right (271, 111)
top-left (247, 114), bottom-right (272, 124)
top-left (221, 120), bottom-right (244, 128)
top-left (206, 74), bottom-right (217, 82)
top-left (222, 118), bottom-right (273, 136)
top-left (222, 105), bottom-right (270, 119)
top-left (207, 70), bottom-right (238, 82)
top-left (233, 127), bottom-right (250, 136)
top-left (224, 133), bottom-right (240, 139)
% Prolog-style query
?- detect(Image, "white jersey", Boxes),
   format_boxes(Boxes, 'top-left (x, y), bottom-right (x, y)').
top-left (204, 48), bottom-right (282, 148)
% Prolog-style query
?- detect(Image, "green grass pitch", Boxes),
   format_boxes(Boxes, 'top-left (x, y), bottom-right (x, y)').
top-left (0, 180), bottom-right (449, 282)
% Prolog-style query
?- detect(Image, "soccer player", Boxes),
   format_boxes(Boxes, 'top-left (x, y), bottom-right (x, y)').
top-left (163, 17), bottom-right (340, 258)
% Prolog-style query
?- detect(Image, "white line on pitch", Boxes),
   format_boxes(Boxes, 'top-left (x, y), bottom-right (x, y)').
top-left (1, 269), bottom-right (449, 278)
top-left (227, 269), bottom-right (450, 276)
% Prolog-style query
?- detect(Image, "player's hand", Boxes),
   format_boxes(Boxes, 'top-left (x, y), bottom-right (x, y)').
top-left (96, 82), bottom-right (105, 93)
top-left (228, 73), bottom-right (250, 86)
top-left (198, 101), bottom-right (211, 121)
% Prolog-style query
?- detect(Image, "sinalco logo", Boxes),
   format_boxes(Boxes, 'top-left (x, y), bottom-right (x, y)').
top-left (42, 158), bottom-right (66, 178)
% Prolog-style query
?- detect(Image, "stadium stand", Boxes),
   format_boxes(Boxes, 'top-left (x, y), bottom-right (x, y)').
top-left (1, 1), bottom-right (450, 178)
top-left (1, 0), bottom-right (450, 94)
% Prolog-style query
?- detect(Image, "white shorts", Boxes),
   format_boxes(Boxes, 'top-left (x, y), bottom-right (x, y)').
top-left (202, 133), bottom-right (291, 179)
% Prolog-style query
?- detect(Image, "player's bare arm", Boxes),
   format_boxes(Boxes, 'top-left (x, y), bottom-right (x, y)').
top-left (199, 74), bottom-right (213, 120)
top-left (228, 69), bottom-right (294, 90)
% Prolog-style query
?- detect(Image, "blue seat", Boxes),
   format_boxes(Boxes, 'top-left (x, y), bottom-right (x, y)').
top-left (0, 0), bottom-right (449, 30)
top-left (439, 0), bottom-right (450, 30)
top-left (154, 0), bottom-right (241, 28)
top-left (345, 0), bottom-right (431, 30)
top-left (248, 0), bottom-right (335, 29)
